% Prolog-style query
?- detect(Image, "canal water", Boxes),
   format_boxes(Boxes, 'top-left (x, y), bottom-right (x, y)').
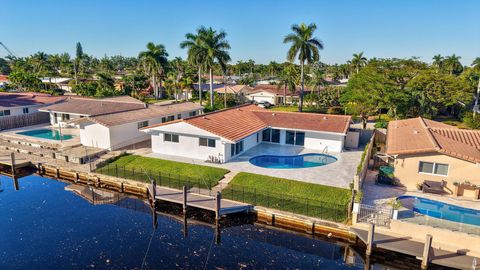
top-left (0, 175), bottom-right (412, 269)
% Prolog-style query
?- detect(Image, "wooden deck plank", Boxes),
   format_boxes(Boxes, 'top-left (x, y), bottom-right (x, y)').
top-left (154, 186), bottom-right (251, 215)
top-left (352, 227), bottom-right (480, 270)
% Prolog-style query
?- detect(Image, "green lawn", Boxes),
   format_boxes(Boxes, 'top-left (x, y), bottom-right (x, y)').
top-left (223, 172), bottom-right (351, 222)
top-left (96, 154), bottom-right (229, 189)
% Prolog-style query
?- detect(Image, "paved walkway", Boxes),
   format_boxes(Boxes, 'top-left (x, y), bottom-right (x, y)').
top-left (146, 144), bottom-right (363, 188)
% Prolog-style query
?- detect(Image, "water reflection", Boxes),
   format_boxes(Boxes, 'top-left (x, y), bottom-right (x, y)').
top-left (0, 174), bottom-right (432, 269)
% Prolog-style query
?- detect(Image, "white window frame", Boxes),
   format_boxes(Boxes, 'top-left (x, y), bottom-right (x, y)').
top-left (137, 121), bottom-right (149, 129)
top-left (418, 161), bottom-right (449, 176)
top-left (164, 133), bottom-right (179, 143)
top-left (199, 137), bottom-right (216, 148)
top-left (23, 107), bottom-right (29, 114)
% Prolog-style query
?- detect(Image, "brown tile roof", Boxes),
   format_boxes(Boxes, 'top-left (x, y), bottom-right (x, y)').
top-left (145, 104), bottom-right (351, 142)
top-left (386, 117), bottom-right (480, 163)
top-left (213, 85), bottom-right (252, 94)
top-left (88, 102), bottom-right (203, 127)
top-left (0, 92), bottom-right (66, 108)
top-left (39, 96), bottom-right (145, 116)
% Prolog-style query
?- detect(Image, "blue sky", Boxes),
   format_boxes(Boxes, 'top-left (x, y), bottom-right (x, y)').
top-left (1, 0), bottom-right (478, 65)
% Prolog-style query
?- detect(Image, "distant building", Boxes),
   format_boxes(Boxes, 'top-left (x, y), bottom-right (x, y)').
top-left (246, 85), bottom-right (313, 105)
top-left (40, 77), bottom-right (73, 92)
top-left (40, 96), bottom-right (203, 150)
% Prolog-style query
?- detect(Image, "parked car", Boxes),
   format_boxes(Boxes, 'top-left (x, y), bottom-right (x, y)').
top-left (256, 101), bottom-right (271, 108)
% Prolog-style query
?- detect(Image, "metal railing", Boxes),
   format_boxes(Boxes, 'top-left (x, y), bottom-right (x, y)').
top-left (95, 164), bottom-right (350, 222)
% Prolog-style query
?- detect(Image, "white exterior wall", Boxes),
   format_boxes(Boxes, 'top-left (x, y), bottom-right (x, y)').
top-left (247, 91), bottom-right (277, 105)
top-left (148, 122), bottom-right (226, 162)
top-left (80, 123), bottom-right (112, 149)
top-left (79, 110), bottom-right (200, 150)
top-left (303, 131), bottom-right (345, 152)
top-left (49, 112), bottom-right (84, 127)
top-left (225, 131), bottom-right (261, 161)
top-left (0, 104), bottom-right (44, 117)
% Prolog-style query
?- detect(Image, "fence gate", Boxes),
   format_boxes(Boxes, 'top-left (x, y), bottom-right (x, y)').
top-left (357, 204), bottom-right (393, 227)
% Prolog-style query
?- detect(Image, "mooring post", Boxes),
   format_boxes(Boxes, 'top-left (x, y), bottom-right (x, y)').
top-left (215, 191), bottom-right (221, 222)
top-left (37, 162), bottom-right (42, 175)
top-left (75, 172), bottom-right (79, 183)
top-left (421, 234), bottom-right (433, 270)
top-left (55, 168), bottom-right (60, 178)
top-left (10, 152), bottom-right (15, 178)
top-left (183, 185), bottom-right (188, 215)
top-left (366, 223), bottom-right (375, 256)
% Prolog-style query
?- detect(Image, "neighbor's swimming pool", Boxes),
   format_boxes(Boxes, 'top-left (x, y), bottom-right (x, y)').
top-left (17, 129), bottom-right (74, 141)
top-left (249, 153), bottom-right (337, 169)
top-left (397, 195), bottom-right (480, 227)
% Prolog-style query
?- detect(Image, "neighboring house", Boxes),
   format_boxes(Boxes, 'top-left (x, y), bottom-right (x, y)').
top-left (0, 92), bottom-right (66, 117)
top-left (386, 117), bottom-right (480, 198)
top-left (40, 96), bottom-right (203, 150)
top-left (0, 75), bottom-right (9, 88)
top-left (246, 85), bottom-right (313, 105)
top-left (40, 77), bottom-right (73, 92)
top-left (141, 104), bottom-right (353, 163)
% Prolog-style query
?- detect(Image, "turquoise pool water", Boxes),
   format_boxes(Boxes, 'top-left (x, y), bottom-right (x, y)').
top-left (250, 153), bottom-right (337, 169)
top-left (17, 129), bottom-right (74, 141)
top-left (398, 195), bottom-right (480, 226)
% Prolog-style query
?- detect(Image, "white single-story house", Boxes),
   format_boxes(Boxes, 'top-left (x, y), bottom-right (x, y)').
top-left (246, 85), bottom-right (313, 105)
top-left (0, 92), bottom-right (66, 117)
top-left (40, 96), bottom-right (203, 150)
top-left (40, 77), bottom-right (73, 92)
top-left (141, 104), bottom-right (355, 163)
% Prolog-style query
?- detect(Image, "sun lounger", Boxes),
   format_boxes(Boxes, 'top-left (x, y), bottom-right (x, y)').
top-left (422, 180), bottom-right (446, 194)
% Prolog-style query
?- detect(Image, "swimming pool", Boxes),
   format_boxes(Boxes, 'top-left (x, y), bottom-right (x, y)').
top-left (17, 129), bottom-right (74, 141)
top-left (397, 195), bottom-right (480, 226)
top-left (249, 153), bottom-right (337, 169)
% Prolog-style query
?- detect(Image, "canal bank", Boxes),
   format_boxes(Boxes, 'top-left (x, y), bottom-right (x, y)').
top-left (1, 155), bottom-right (477, 269)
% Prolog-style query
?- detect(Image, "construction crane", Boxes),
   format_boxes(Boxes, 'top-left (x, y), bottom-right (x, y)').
top-left (0, 42), bottom-right (15, 58)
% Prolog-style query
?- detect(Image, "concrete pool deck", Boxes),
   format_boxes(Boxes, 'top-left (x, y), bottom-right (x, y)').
top-left (146, 143), bottom-right (363, 188)
top-left (0, 123), bottom-right (81, 148)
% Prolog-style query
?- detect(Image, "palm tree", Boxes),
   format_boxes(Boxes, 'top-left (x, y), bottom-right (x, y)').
top-left (432, 54), bottom-right (444, 71)
top-left (195, 26), bottom-right (231, 109)
top-left (350, 52), bottom-right (368, 74)
top-left (139, 42), bottom-right (169, 100)
top-left (472, 57), bottom-right (480, 68)
top-left (283, 23), bottom-right (324, 112)
top-left (444, 54), bottom-right (462, 75)
top-left (180, 29), bottom-right (208, 105)
top-left (277, 64), bottom-right (299, 105)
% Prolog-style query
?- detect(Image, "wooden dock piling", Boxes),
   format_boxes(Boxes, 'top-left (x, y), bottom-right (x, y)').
top-left (183, 186), bottom-right (187, 215)
top-left (421, 234), bottom-right (432, 269)
top-left (10, 152), bottom-right (15, 179)
top-left (366, 223), bottom-right (375, 256)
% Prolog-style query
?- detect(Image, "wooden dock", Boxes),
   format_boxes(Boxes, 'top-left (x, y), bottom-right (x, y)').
top-left (149, 183), bottom-right (252, 219)
top-left (352, 227), bottom-right (480, 270)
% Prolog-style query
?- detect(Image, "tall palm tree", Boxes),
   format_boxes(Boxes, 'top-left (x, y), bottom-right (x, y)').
top-left (196, 26), bottom-right (231, 109)
top-left (277, 64), bottom-right (299, 105)
top-left (180, 29), bottom-right (208, 105)
top-left (472, 57), bottom-right (480, 68)
top-left (444, 54), bottom-right (462, 75)
top-left (283, 23), bottom-right (324, 112)
top-left (350, 52), bottom-right (368, 74)
top-left (432, 54), bottom-right (444, 71)
top-left (139, 42), bottom-right (169, 100)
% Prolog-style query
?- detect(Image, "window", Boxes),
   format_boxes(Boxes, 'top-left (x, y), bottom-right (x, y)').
top-left (177, 114), bottom-right (182, 119)
top-left (262, 129), bottom-right (271, 141)
top-left (0, 110), bottom-right (10, 117)
top-left (199, 138), bottom-right (216, 148)
top-left (231, 141), bottom-right (244, 156)
top-left (23, 108), bottom-right (29, 114)
top-left (137, 121), bottom-right (149, 129)
top-left (419, 161), bottom-right (449, 176)
top-left (256, 133), bottom-right (259, 143)
top-left (164, 133), bottom-right (179, 143)
top-left (285, 130), bottom-right (305, 146)
top-left (167, 115), bottom-right (175, 121)
top-left (262, 128), bottom-right (280, 143)
top-left (62, 114), bottom-right (70, 121)
top-left (161, 117), bottom-right (166, 123)
top-left (189, 111), bottom-right (197, 117)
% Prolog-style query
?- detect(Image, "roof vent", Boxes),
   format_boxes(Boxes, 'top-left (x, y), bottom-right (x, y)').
top-left (272, 113), bottom-right (276, 116)
top-left (323, 116), bottom-right (328, 120)
top-left (413, 130), bottom-right (419, 134)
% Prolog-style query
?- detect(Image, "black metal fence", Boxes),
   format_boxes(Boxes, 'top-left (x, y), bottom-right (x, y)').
top-left (95, 164), bottom-right (349, 222)
top-left (222, 184), bottom-right (348, 222)
top-left (95, 163), bottom-right (216, 194)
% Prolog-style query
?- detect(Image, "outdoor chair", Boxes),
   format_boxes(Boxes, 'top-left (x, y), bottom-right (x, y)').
top-left (422, 180), bottom-right (446, 194)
